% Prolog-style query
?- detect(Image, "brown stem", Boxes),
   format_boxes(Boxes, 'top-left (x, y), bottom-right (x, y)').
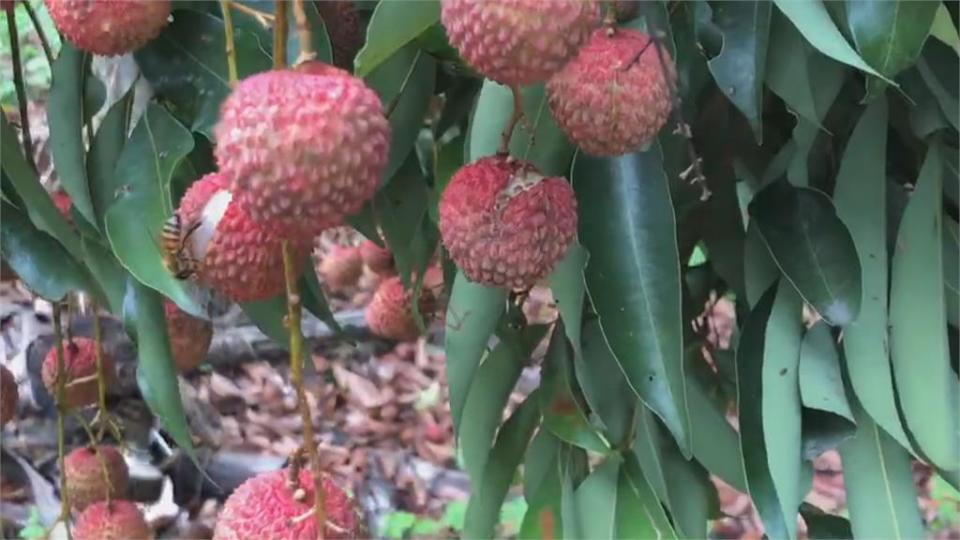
top-left (23, 0), bottom-right (54, 65)
top-left (51, 303), bottom-right (72, 539)
top-left (230, 1), bottom-right (275, 27)
top-left (498, 85), bottom-right (524, 155)
top-left (6, 5), bottom-right (37, 172)
top-left (272, 0), bottom-right (289, 70)
top-left (292, 0), bottom-right (315, 65)
top-left (219, 0), bottom-right (239, 87)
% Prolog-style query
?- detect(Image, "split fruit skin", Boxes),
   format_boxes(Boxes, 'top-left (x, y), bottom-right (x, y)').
top-left (41, 337), bottom-right (116, 409)
top-left (163, 299), bottom-right (213, 372)
top-left (44, 0), bottom-right (171, 56)
top-left (1, 364), bottom-right (16, 425)
top-left (366, 276), bottom-right (435, 342)
top-left (73, 499), bottom-right (152, 540)
top-left (438, 155), bottom-right (577, 289)
top-left (212, 468), bottom-right (362, 540)
top-left (440, 0), bottom-right (600, 86)
top-left (547, 28), bottom-right (676, 156)
top-left (64, 445), bottom-right (130, 511)
top-left (214, 66), bottom-right (390, 239)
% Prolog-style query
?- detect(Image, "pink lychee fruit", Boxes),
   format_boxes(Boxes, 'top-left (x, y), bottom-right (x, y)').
top-left (317, 245), bottom-right (364, 293)
top-left (366, 276), bottom-right (436, 342)
top-left (164, 299), bottom-right (213, 372)
top-left (41, 337), bottom-right (116, 409)
top-left (72, 500), bottom-right (152, 540)
top-left (44, 0), bottom-right (171, 56)
top-left (359, 239), bottom-right (395, 277)
top-left (64, 445), bottom-right (129, 511)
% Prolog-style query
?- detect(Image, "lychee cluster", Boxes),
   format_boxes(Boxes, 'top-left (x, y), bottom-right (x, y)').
top-left (73, 500), bottom-right (151, 540)
top-left (64, 445), bottom-right (129, 511)
top-left (44, 0), bottom-right (171, 56)
top-left (41, 337), bottom-right (115, 409)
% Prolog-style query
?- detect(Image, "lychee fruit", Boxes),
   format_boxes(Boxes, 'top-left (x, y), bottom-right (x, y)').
top-left (359, 239), bottom-right (395, 277)
top-left (1, 365), bottom-right (17, 425)
top-left (547, 28), bottom-right (676, 156)
top-left (438, 155), bottom-right (577, 289)
top-left (317, 245), bottom-right (364, 293)
top-left (64, 445), bottom-right (129, 511)
top-left (164, 300), bottom-right (213, 372)
top-left (174, 172), bottom-right (311, 303)
top-left (214, 65), bottom-right (390, 239)
top-left (52, 190), bottom-right (73, 224)
top-left (73, 500), bottom-right (152, 540)
top-left (212, 468), bottom-right (362, 540)
top-left (44, 0), bottom-right (171, 56)
top-left (440, 0), bottom-right (599, 86)
top-left (366, 276), bottom-right (437, 342)
top-left (41, 337), bottom-right (115, 409)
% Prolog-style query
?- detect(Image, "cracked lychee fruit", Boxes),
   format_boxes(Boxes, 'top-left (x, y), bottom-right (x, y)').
top-left (1, 365), bottom-right (17, 425)
top-left (359, 240), bottom-right (395, 277)
top-left (366, 276), bottom-right (436, 342)
top-left (175, 172), bottom-right (310, 303)
top-left (64, 445), bottom-right (129, 511)
top-left (547, 28), bottom-right (676, 156)
top-left (439, 155), bottom-right (577, 289)
top-left (164, 300), bottom-right (212, 372)
top-left (41, 337), bottom-right (115, 409)
top-left (213, 468), bottom-right (362, 540)
top-left (318, 245), bottom-right (364, 293)
top-left (44, 0), bottom-right (171, 56)
top-left (440, 0), bottom-right (599, 86)
top-left (73, 500), bottom-right (151, 540)
top-left (214, 65), bottom-right (389, 239)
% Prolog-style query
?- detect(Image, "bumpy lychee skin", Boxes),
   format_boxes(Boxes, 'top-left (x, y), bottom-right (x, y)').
top-left (318, 246), bottom-right (364, 293)
top-left (1, 365), bottom-right (17, 425)
top-left (213, 468), bottom-right (362, 540)
top-left (439, 156), bottom-right (577, 289)
top-left (44, 0), bottom-right (171, 56)
top-left (366, 277), bottom-right (436, 342)
top-left (163, 300), bottom-right (213, 372)
top-left (441, 0), bottom-right (599, 86)
top-left (547, 28), bottom-right (676, 156)
top-left (73, 500), bottom-right (152, 540)
top-left (64, 445), bottom-right (129, 511)
top-left (215, 67), bottom-right (389, 239)
top-left (41, 338), bottom-right (116, 409)
top-left (176, 173), bottom-right (310, 303)
top-left (359, 240), bottom-right (395, 276)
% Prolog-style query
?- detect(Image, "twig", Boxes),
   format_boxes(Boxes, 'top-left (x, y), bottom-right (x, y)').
top-left (292, 0), bottom-right (315, 65)
top-left (6, 6), bottom-right (37, 172)
top-left (272, 0), bottom-right (288, 70)
top-left (88, 300), bottom-right (121, 442)
top-left (51, 303), bottom-right (73, 539)
top-left (219, 0), bottom-right (239, 87)
top-left (282, 240), bottom-right (325, 540)
top-left (23, 0), bottom-right (54, 65)
top-left (498, 85), bottom-right (524, 155)
top-left (230, 1), bottom-right (274, 27)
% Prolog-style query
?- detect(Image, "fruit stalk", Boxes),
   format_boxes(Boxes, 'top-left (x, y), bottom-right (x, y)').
top-left (282, 240), bottom-right (325, 540)
top-left (498, 85), bottom-right (524, 154)
top-left (5, 5), bottom-right (36, 171)
top-left (51, 302), bottom-right (73, 539)
top-left (219, 0), bottom-right (239, 87)
top-left (230, 1), bottom-right (274, 27)
top-left (292, 0), bottom-right (314, 64)
top-left (272, 0), bottom-right (288, 70)
top-left (23, 0), bottom-right (54, 65)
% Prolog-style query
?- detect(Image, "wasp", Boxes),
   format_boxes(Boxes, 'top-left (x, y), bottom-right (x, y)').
top-left (160, 213), bottom-right (202, 280)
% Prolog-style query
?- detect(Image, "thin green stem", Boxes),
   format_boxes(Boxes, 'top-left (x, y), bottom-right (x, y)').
top-left (6, 4), bottom-right (37, 171)
top-left (51, 303), bottom-right (73, 539)
top-left (292, 0), bottom-right (314, 65)
top-left (272, 0), bottom-right (288, 70)
top-left (74, 415), bottom-right (114, 505)
top-left (23, 0), bottom-right (54, 65)
top-left (498, 85), bottom-right (524, 155)
top-left (219, 0), bottom-right (239, 87)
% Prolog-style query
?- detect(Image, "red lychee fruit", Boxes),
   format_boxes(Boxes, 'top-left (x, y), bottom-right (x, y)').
top-left (359, 239), bottom-right (395, 277)
top-left (212, 468), bottom-right (362, 540)
top-left (438, 155), bottom-right (577, 289)
top-left (163, 299), bottom-right (212, 372)
top-left (366, 276), bottom-right (436, 342)
top-left (73, 500), bottom-right (151, 540)
top-left (547, 28), bottom-right (676, 156)
top-left (318, 245), bottom-right (364, 293)
top-left (214, 66), bottom-right (389, 239)
top-left (440, 0), bottom-right (599, 86)
top-left (41, 337), bottom-right (115, 409)
top-left (175, 172), bottom-right (310, 303)
top-left (1, 365), bottom-right (17, 425)
top-left (64, 445), bottom-right (129, 511)
top-left (44, 0), bottom-right (171, 56)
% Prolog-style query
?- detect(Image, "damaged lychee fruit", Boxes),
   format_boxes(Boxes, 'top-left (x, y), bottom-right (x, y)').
top-left (164, 299), bottom-right (212, 372)
top-left (1, 364), bottom-right (17, 425)
top-left (441, 0), bottom-right (599, 86)
top-left (212, 468), bottom-right (362, 540)
top-left (214, 64), bottom-right (389, 239)
top-left (317, 245), bottom-right (364, 293)
top-left (547, 28), bottom-right (676, 156)
top-left (174, 172), bottom-right (310, 303)
top-left (64, 445), bottom-right (129, 511)
top-left (41, 337), bottom-right (115, 409)
top-left (359, 239), bottom-right (395, 277)
top-left (366, 276), bottom-right (437, 342)
top-left (44, 0), bottom-right (171, 56)
top-left (73, 500), bottom-right (151, 540)
top-left (439, 155), bottom-right (577, 289)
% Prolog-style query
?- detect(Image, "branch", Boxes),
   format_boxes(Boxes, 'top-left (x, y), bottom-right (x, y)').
top-left (230, 1), bottom-right (274, 28)
top-left (219, 0), bottom-right (239, 87)
top-left (292, 0), bottom-right (315, 65)
top-left (5, 5), bottom-right (37, 172)
top-left (272, 0), bottom-right (288, 70)
top-left (23, 0), bottom-right (54, 65)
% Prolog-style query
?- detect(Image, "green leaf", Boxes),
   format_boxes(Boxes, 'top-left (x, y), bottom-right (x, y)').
top-left (889, 143), bottom-right (960, 471)
top-left (772, 0), bottom-right (893, 83)
top-left (706, 1), bottom-right (771, 142)
top-left (382, 511), bottom-right (416, 539)
top-left (945, 216), bottom-right (959, 328)
top-left (736, 279), bottom-right (803, 540)
top-left (839, 396), bottom-right (925, 539)
top-left (444, 272), bottom-right (507, 434)
top-left (846, 0), bottom-right (939, 99)
top-left (240, 295), bottom-right (293, 348)
top-left (573, 147), bottom-right (690, 458)
top-left (800, 503), bottom-right (853, 540)
top-left (104, 104), bottom-right (205, 317)
top-left (686, 365), bottom-right (747, 492)
top-left (463, 390), bottom-right (541, 540)
top-left (354, 0), bottom-right (440, 77)
top-left (930, 3), bottom-right (960, 53)
top-left (87, 88), bottom-right (132, 228)
top-left (833, 97), bottom-right (912, 449)
top-left (579, 317), bottom-right (637, 447)
top-left (798, 321), bottom-right (855, 459)
top-left (301, 264), bottom-right (344, 335)
top-left (749, 179), bottom-right (861, 326)
top-left (620, 453), bottom-right (679, 539)
top-left (520, 431), bottom-right (564, 540)
top-left (916, 40), bottom-right (960, 132)
top-left (81, 238), bottom-right (129, 316)
top-left (571, 455), bottom-right (620, 539)
top-left (376, 154), bottom-right (429, 287)
top-left (548, 244), bottom-right (587, 362)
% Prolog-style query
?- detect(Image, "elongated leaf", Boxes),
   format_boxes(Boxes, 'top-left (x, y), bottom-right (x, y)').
top-left (917, 41), bottom-right (960, 131)
top-left (736, 279), bottom-right (803, 540)
top-left (687, 368), bottom-right (747, 491)
top-left (930, 3), bottom-right (960, 52)
top-left (376, 154), bottom-right (429, 287)
top-left (572, 455), bottom-right (620, 539)
top-left (579, 318), bottom-right (637, 447)
top-left (549, 244), bottom-right (587, 361)
top-left (744, 220), bottom-right (779, 307)
top-left (833, 98), bottom-right (912, 449)
top-left (889, 144), bottom-right (960, 471)
top-left (520, 431), bottom-right (564, 540)
top-left (573, 147), bottom-right (690, 457)
top-left (945, 217), bottom-right (959, 327)
top-left (87, 89), bottom-right (132, 228)
top-left (300, 264), bottom-right (343, 335)
top-left (81, 238), bottom-right (129, 316)
top-left (799, 321), bottom-right (855, 459)
top-left (839, 397), bottom-right (925, 539)
top-left (615, 460), bottom-right (662, 540)
top-left (621, 453), bottom-right (679, 539)
top-left (240, 295), bottom-right (293, 348)
top-left (800, 503), bottom-right (852, 540)
top-left (354, 0), bottom-right (440, 77)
